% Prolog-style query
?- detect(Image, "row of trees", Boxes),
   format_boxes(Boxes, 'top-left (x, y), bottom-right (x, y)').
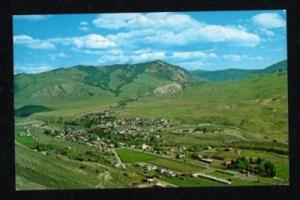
top-left (234, 156), bottom-right (276, 177)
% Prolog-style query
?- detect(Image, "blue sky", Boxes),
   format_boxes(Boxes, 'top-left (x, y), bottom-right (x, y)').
top-left (13, 10), bottom-right (287, 74)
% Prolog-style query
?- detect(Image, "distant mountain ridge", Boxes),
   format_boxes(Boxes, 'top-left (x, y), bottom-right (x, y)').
top-left (14, 59), bottom-right (287, 108)
top-left (14, 60), bottom-right (201, 108)
top-left (192, 60), bottom-right (287, 81)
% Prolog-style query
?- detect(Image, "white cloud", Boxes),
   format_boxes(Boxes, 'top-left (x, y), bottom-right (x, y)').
top-left (223, 54), bottom-right (242, 62)
top-left (93, 13), bottom-right (141, 29)
top-left (222, 54), bottom-right (263, 62)
top-left (79, 21), bottom-right (90, 32)
top-left (172, 51), bottom-right (217, 61)
top-left (259, 29), bottom-right (274, 37)
top-left (92, 13), bottom-right (197, 30)
top-left (50, 53), bottom-right (67, 60)
top-left (252, 13), bottom-right (286, 29)
top-left (250, 56), bottom-right (263, 61)
top-left (196, 25), bottom-right (261, 47)
top-left (176, 60), bottom-right (205, 70)
top-left (131, 51), bottom-right (165, 63)
top-left (72, 34), bottom-right (116, 49)
top-left (80, 21), bottom-right (88, 26)
top-left (14, 34), bottom-right (116, 50)
top-left (78, 26), bottom-right (89, 32)
top-left (95, 13), bottom-right (261, 47)
top-left (47, 34), bottom-right (117, 49)
top-left (13, 35), bottom-right (55, 49)
top-left (14, 15), bottom-right (51, 21)
top-left (97, 49), bottom-right (129, 64)
top-left (14, 63), bottom-right (53, 74)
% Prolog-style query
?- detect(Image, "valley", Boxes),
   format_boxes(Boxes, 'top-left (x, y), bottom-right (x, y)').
top-left (14, 60), bottom-right (289, 189)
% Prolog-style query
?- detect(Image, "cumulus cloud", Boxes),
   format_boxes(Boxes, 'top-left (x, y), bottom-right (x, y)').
top-left (14, 15), bottom-right (51, 21)
top-left (97, 49), bottom-right (129, 64)
top-left (196, 25), bottom-right (261, 47)
top-left (172, 51), bottom-right (217, 61)
top-left (252, 13), bottom-right (286, 29)
top-left (131, 51), bottom-right (166, 63)
top-left (94, 13), bottom-right (261, 47)
top-left (13, 35), bottom-right (55, 49)
top-left (96, 49), bottom-right (166, 64)
top-left (93, 13), bottom-right (198, 31)
top-left (222, 54), bottom-right (242, 62)
top-left (50, 53), bottom-right (67, 60)
top-left (15, 34), bottom-right (116, 50)
top-left (53, 34), bottom-right (116, 49)
top-left (72, 34), bottom-right (116, 49)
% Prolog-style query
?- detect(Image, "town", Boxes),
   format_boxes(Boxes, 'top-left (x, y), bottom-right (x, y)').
top-left (16, 109), bottom-right (283, 188)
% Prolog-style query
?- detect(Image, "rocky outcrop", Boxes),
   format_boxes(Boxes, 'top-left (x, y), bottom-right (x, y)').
top-left (153, 82), bottom-right (183, 94)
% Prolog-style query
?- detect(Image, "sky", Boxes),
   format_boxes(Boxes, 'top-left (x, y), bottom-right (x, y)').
top-left (13, 10), bottom-right (287, 74)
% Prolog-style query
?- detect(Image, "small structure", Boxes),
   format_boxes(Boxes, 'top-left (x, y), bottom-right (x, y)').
top-left (192, 173), bottom-right (231, 185)
top-left (154, 182), bottom-right (167, 187)
top-left (198, 155), bottom-right (213, 164)
top-left (142, 144), bottom-right (152, 151)
top-left (224, 160), bottom-right (235, 168)
top-left (225, 147), bottom-right (234, 151)
top-left (176, 154), bottom-right (186, 159)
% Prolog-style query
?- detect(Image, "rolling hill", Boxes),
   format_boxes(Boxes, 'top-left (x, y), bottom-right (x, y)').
top-left (14, 60), bottom-right (201, 108)
top-left (14, 59), bottom-right (287, 120)
top-left (192, 60), bottom-right (287, 81)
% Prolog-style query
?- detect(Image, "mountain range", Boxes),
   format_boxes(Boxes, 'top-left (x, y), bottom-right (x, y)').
top-left (14, 59), bottom-right (287, 109)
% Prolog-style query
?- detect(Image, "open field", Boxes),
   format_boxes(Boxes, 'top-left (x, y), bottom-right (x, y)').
top-left (117, 148), bottom-right (203, 172)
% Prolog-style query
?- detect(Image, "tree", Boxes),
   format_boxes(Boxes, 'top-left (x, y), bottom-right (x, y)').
top-left (191, 152), bottom-right (198, 159)
top-left (264, 161), bottom-right (276, 177)
top-left (234, 156), bottom-right (250, 170)
top-left (44, 129), bottom-right (50, 135)
top-left (258, 160), bottom-right (266, 175)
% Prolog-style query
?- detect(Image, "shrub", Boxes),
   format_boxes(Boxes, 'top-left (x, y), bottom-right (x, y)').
top-left (234, 156), bottom-right (250, 170)
top-left (264, 161), bottom-right (276, 177)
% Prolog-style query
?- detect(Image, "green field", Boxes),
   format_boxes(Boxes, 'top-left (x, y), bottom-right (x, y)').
top-left (116, 148), bottom-right (203, 172)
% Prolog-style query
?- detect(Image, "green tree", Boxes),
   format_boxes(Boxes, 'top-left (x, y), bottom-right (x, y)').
top-left (234, 156), bottom-right (249, 170)
top-left (258, 160), bottom-right (266, 175)
top-left (264, 161), bottom-right (276, 177)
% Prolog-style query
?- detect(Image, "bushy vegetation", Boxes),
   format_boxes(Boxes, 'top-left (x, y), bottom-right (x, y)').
top-left (15, 105), bottom-right (52, 117)
top-left (232, 156), bottom-right (276, 177)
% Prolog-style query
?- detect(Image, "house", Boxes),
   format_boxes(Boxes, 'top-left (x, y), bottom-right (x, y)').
top-left (225, 147), bottom-right (234, 151)
top-left (154, 182), bottom-right (167, 187)
top-left (142, 144), bottom-right (152, 151)
top-left (198, 156), bottom-right (214, 164)
top-left (224, 160), bottom-right (235, 168)
top-left (176, 154), bottom-right (186, 159)
top-left (146, 178), bottom-right (155, 184)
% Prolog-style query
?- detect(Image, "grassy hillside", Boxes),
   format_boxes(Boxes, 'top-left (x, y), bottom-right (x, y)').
top-left (193, 60), bottom-right (287, 81)
top-left (14, 60), bottom-right (202, 109)
top-left (117, 71), bottom-right (288, 141)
